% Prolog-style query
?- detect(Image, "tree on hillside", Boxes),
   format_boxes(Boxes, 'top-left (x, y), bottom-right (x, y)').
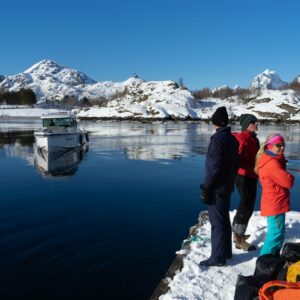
top-left (19, 88), bottom-right (36, 105)
top-left (81, 97), bottom-right (90, 107)
top-left (61, 95), bottom-right (78, 107)
top-left (193, 88), bottom-right (211, 100)
top-left (212, 86), bottom-right (234, 99)
top-left (0, 88), bottom-right (36, 105)
top-left (193, 86), bottom-right (256, 103)
top-left (288, 77), bottom-right (300, 92)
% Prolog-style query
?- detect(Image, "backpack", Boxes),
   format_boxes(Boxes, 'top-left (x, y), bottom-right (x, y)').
top-left (259, 280), bottom-right (300, 300)
top-left (286, 261), bottom-right (300, 283)
top-left (234, 274), bottom-right (260, 300)
top-left (254, 254), bottom-right (286, 284)
top-left (281, 243), bottom-right (300, 263)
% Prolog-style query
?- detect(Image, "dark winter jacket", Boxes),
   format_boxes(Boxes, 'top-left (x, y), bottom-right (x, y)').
top-left (232, 130), bottom-right (259, 178)
top-left (202, 126), bottom-right (239, 195)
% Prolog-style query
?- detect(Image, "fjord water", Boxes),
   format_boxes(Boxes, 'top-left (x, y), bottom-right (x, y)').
top-left (0, 120), bottom-right (300, 300)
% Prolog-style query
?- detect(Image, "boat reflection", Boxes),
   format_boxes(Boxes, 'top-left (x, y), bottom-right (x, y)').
top-left (34, 145), bottom-right (88, 178)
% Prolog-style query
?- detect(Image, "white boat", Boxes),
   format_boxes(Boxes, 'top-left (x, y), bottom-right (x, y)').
top-left (34, 112), bottom-right (89, 151)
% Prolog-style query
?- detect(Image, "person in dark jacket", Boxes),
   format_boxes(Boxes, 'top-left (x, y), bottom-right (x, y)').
top-left (232, 114), bottom-right (260, 251)
top-left (200, 106), bottom-right (239, 267)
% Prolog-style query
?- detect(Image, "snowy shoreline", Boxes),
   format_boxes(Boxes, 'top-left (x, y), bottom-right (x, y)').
top-left (1, 108), bottom-right (300, 124)
top-left (76, 116), bottom-right (300, 124)
top-left (154, 210), bottom-right (300, 300)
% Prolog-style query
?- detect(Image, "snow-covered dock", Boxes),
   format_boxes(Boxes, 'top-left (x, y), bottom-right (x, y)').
top-left (154, 210), bottom-right (300, 300)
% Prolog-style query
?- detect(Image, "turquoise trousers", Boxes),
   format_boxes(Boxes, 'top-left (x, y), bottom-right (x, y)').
top-left (260, 214), bottom-right (286, 256)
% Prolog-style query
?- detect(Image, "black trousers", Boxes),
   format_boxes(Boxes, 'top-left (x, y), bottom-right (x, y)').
top-left (232, 174), bottom-right (258, 235)
top-left (208, 192), bottom-right (232, 262)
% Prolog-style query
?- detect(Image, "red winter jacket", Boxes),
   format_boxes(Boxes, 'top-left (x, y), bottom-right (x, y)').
top-left (257, 152), bottom-right (295, 216)
top-left (232, 130), bottom-right (259, 178)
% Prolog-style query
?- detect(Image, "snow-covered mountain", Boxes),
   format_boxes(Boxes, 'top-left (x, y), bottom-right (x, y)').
top-left (251, 69), bottom-right (287, 90)
top-left (0, 60), bottom-right (97, 100)
top-left (0, 60), bottom-right (191, 106)
top-left (0, 60), bottom-right (201, 119)
top-left (1, 61), bottom-right (300, 121)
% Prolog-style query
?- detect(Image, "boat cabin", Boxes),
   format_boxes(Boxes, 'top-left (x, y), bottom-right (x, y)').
top-left (42, 113), bottom-right (77, 129)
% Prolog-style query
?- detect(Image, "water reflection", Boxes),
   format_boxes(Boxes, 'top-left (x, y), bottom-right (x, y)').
top-left (34, 145), bottom-right (88, 178)
top-left (0, 131), bottom-right (35, 165)
top-left (1, 122), bottom-right (300, 166)
top-left (88, 122), bottom-right (212, 161)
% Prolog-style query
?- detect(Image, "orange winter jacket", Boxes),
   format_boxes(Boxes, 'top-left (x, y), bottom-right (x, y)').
top-left (257, 152), bottom-right (294, 216)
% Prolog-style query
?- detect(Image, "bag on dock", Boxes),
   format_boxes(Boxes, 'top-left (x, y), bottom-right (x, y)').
top-left (259, 280), bottom-right (300, 300)
top-left (254, 254), bottom-right (286, 283)
top-left (234, 275), bottom-right (260, 300)
top-left (281, 242), bottom-right (300, 263)
top-left (235, 243), bottom-right (300, 300)
top-left (286, 261), bottom-right (300, 283)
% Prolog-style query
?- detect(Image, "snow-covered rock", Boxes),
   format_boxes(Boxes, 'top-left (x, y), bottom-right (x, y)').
top-left (76, 80), bottom-right (201, 120)
top-left (251, 69), bottom-right (287, 90)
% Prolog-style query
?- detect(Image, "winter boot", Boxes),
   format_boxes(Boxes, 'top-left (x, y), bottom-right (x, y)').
top-left (233, 233), bottom-right (256, 251)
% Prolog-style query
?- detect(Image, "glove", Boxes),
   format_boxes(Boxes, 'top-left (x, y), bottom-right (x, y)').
top-left (200, 184), bottom-right (215, 205)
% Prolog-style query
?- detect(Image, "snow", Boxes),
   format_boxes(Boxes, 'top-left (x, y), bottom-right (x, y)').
top-left (160, 211), bottom-right (300, 300)
top-left (1, 87), bottom-right (300, 121)
top-left (1, 60), bottom-right (300, 120)
top-left (0, 107), bottom-right (63, 118)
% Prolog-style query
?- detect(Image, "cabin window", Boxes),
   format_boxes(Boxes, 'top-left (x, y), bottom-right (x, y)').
top-left (43, 118), bottom-right (75, 128)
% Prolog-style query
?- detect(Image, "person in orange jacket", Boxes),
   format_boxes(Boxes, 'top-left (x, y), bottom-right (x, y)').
top-left (255, 133), bottom-right (295, 256)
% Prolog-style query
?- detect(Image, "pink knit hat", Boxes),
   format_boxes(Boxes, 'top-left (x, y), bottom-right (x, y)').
top-left (266, 134), bottom-right (284, 149)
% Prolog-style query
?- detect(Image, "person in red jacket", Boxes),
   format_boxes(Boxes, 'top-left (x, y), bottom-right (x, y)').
top-left (232, 114), bottom-right (259, 251)
top-left (255, 133), bottom-right (294, 256)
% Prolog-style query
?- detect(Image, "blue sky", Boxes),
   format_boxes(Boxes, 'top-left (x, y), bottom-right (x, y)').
top-left (1, 0), bottom-right (300, 90)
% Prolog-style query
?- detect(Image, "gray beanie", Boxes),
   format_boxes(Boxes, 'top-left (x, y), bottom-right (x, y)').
top-left (240, 114), bottom-right (257, 131)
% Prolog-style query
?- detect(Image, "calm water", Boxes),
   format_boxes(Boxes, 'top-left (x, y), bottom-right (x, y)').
top-left (0, 119), bottom-right (300, 300)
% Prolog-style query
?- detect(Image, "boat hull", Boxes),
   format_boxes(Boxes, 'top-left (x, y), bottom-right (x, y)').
top-left (34, 132), bottom-right (88, 152)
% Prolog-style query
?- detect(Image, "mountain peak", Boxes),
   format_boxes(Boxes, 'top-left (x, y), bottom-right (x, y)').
top-left (24, 59), bottom-right (63, 75)
top-left (23, 59), bottom-right (96, 86)
top-left (251, 69), bottom-right (286, 90)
